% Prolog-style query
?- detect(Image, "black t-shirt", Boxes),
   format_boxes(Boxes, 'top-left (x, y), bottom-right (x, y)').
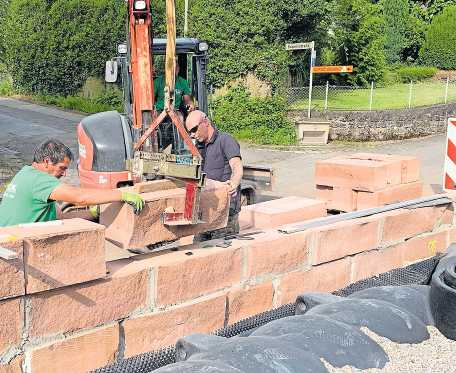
top-left (200, 128), bottom-right (242, 214)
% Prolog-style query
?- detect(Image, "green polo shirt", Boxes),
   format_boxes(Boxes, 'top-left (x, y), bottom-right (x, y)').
top-left (0, 166), bottom-right (60, 227)
top-left (154, 75), bottom-right (191, 111)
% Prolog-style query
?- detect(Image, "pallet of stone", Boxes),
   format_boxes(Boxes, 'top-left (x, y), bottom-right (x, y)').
top-left (315, 153), bottom-right (422, 212)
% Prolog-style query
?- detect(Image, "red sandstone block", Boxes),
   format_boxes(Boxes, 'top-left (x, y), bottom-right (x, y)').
top-left (0, 299), bottom-right (23, 355)
top-left (30, 325), bottom-right (118, 373)
top-left (382, 206), bottom-right (451, 244)
top-left (0, 233), bottom-right (24, 299)
top-left (316, 185), bottom-right (357, 212)
top-left (239, 197), bottom-right (326, 230)
top-left (349, 153), bottom-right (420, 184)
top-left (277, 258), bottom-right (351, 305)
top-left (397, 230), bottom-right (448, 264)
top-left (315, 156), bottom-right (402, 192)
top-left (101, 180), bottom-right (230, 249)
top-left (0, 356), bottom-right (22, 373)
top-left (155, 247), bottom-right (242, 306)
top-left (356, 181), bottom-right (423, 210)
top-left (309, 216), bottom-right (381, 265)
top-left (3, 219), bottom-right (106, 293)
top-left (28, 269), bottom-right (148, 338)
top-left (227, 282), bottom-right (274, 324)
top-left (123, 294), bottom-right (226, 357)
top-left (245, 230), bottom-right (309, 278)
top-left (352, 230), bottom-right (449, 283)
top-left (351, 247), bottom-right (403, 283)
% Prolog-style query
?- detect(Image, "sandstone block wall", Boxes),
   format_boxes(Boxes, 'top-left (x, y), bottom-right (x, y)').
top-left (0, 200), bottom-right (453, 372)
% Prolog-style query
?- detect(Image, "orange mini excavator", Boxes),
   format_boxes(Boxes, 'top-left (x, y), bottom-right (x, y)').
top-left (77, 0), bottom-right (207, 225)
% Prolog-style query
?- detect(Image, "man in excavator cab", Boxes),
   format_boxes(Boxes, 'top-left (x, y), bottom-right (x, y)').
top-left (153, 57), bottom-right (195, 152)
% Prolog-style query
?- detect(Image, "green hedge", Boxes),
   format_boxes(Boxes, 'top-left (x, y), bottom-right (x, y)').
top-left (394, 65), bottom-right (437, 82)
top-left (211, 86), bottom-right (296, 145)
top-left (419, 5), bottom-right (456, 69)
top-left (3, 0), bottom-right (125, 95)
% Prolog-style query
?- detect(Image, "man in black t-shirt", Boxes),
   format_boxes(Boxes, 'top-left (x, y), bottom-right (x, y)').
top-left (185, 110), bottom-right (243, 240)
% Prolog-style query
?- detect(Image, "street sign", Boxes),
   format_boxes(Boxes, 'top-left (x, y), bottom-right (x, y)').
top-left (312, 65), bottom-right (353, 74)
top-left (285, 41), bottom-right (315, 51)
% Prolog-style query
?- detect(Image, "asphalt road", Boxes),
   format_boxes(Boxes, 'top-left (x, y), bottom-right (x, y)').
top-left (0, 97), bottom-right (447, 196)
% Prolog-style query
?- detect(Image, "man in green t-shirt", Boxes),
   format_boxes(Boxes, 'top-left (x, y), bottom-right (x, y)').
top-left (153, 62), bottom-right (194, 112)
top-left (0, 140), bottom-right (145, 227)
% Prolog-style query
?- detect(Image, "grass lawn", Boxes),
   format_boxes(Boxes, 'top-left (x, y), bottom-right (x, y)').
top-left (289, 81), bottom-right (456, 111)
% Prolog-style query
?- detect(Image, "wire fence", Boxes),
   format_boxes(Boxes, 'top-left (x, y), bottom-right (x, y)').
top-left (287, 78), bottom-right (456, 112)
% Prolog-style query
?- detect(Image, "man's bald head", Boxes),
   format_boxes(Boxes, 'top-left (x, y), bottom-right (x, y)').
top-left (185, 110), bottom-right (213, 143)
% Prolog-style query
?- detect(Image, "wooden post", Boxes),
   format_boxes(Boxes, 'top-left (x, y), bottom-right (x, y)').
top-left (165, 0), bottom-right (176, 110)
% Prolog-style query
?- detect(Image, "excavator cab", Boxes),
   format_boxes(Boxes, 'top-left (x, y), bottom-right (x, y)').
top-left (77, 38), bottom-right (209, 189)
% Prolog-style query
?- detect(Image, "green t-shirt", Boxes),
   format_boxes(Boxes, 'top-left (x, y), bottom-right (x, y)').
top-left (0, 166), bottom-right (60, 227)
top-left (153, 75), bottom-right (191, 111)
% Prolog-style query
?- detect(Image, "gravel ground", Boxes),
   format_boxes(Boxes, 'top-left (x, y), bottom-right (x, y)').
top-left (324, 326), bottom-right (456, 373)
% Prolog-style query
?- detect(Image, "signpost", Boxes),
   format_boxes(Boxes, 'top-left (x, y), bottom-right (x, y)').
top-left (285, 41), bottom-right (315, 118)
top-left (285, 41), bottom-right (315, 51)
top-left (312, 65), bottom-right (353, 74)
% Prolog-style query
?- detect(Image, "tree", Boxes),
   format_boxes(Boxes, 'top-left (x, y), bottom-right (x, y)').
top-left (328, 0), bottom-right (386, 85)
top-left (419, 5), bottom-right (456, 69)
top-left (188, 0), bottom-right (332, 89)
top-left (384, 0), bottom-right (409, 64)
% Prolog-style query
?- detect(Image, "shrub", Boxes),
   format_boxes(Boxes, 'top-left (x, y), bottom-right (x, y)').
top-left (394, 65), bottom-right (437, 82)
top-left (211, 85), bottom-right (296, 145)
top-left (3, 0), bottom-right (126, 95)
top-left (419, 6), bottom-right (456, 69)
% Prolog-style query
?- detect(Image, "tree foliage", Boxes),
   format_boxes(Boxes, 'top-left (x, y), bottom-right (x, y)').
top-left (188, 0), bottom-right (332, 89)
top-left (419, 5), bottom-right (456, 69)
top-left (327, 0), bottom-right (386, 85)
top-left (3, 0), bottom-right (125, 95)
top-left (384, 0), bottom-right (409, 64)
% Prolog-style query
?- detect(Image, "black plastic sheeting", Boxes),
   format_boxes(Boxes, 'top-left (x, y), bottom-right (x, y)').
top-left (430, 244), bottom-right (456, 339)
top-left (91, 255), bottom-right (442, 373)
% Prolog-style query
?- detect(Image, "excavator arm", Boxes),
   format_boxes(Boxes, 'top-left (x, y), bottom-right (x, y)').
top-left (126, 0), bottom-right (206, 225)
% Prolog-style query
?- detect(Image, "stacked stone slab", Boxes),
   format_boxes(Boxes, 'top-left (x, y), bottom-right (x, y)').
top-left (315, 153), bottom-right (423, 212)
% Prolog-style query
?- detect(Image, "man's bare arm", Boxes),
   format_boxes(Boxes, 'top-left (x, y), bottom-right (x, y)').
top-left (227, 157), bottom-right (243, 195)
top-left (50, 184), bottom-right (122, 206)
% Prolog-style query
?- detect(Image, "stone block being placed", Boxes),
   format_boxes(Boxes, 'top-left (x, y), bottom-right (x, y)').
top-left (239, 196), bottom-right (326, 230)
top-left (101, 180), bottom-right (230, 249)
top-left (1, 219), bottom-right (106, 294)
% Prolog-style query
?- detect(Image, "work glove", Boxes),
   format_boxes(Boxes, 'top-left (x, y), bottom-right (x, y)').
top-left (121, 191), bottom-right (145, 214)
top-left (88, 205), bottom-right (100, 219)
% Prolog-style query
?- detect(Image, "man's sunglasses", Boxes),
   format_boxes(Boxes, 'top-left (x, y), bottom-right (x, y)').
top-left (188, 124), bottom-right (199, 134)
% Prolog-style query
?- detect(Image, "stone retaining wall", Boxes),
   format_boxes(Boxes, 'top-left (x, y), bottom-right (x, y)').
top-left (288, 103), bottom-right (456, 141)
top-left (0, 200), bottom-right (455, 373)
